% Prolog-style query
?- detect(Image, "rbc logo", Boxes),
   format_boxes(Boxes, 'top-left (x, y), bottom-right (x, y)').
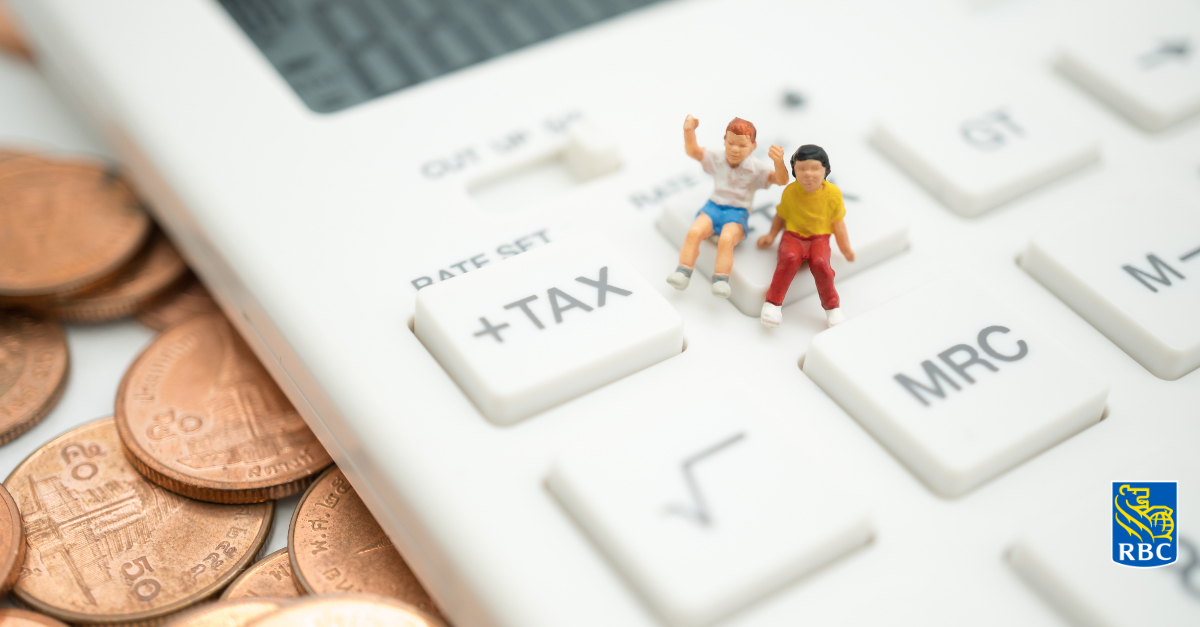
top-left (1112, 482), bottom-right (1177, 567)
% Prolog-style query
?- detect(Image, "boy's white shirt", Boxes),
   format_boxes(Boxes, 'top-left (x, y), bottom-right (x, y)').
top-left (702, 148), bottom-right (773, 209)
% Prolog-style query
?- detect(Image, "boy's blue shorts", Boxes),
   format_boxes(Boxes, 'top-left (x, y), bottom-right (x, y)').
top-left (697, 200), bottom-right (749, 236)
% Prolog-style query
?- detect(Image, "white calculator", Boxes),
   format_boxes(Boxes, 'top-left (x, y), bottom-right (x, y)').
top-left (6, 0), bottom-right (1200, 625)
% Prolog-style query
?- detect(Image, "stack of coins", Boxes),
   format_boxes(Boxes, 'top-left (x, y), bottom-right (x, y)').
top-left (0, 155), bottom-right (192, 323)
top-left (0, 152), bottom-right (451, 624)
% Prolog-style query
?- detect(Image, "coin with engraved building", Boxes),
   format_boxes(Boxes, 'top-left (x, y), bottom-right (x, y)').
top-left (116, 314), bottom-right (332, 503)
top-left (4, 418), bottom-right (272, 625)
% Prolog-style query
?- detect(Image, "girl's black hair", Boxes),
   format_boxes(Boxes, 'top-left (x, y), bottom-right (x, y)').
top-left (789, 144), bottom-right (831, 179)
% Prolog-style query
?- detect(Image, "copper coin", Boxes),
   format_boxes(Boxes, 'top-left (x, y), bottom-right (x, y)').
top-left (115, 314), bottom-right (331, 503)
top-left (136, 275), bottom-right (221, 331)
top-left (163, 599), bottom-right (281, 627)
top-left (4, 417), bottom-right (274, 626)
top-left (31, 230), bottom-right (188, 323)
top-left (0, 608), bottom-right (71, 627)
top-left (289, 467), bottom-right (444, 622)
top-left (247, 594), bottom-right (446, 627)
top-left (0, 1), bottom-right (31, 59)
top-left (0, 482), bottom-right (26, 597)
top-left (219, 547), bottom-right (301, 601)
top-left (0, 159), bottom-right (150, 300)
top-left (0, 312), bottom-right (68, 445)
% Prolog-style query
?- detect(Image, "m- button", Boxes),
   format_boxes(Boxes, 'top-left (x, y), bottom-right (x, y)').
top-left (415, 239), bottom-right (684, 424)
top-left (1022, 200), bottom-right (1200, 380)
top-left (803, 276), bottom-right (1109, 497)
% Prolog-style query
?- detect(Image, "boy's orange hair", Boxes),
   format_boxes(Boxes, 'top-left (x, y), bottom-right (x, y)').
top-left (725, 117), bottom-right (756, 142)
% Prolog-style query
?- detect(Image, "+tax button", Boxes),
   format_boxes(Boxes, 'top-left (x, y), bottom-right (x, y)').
top-left (415, 238), bottom-right (684, 424)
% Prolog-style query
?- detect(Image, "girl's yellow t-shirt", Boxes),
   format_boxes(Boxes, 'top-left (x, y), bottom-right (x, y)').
top-left (775, 180), bottom-right (845, 237)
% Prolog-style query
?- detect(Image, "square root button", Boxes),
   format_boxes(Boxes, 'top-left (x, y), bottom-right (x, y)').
top-left (548, 412), bottom-right (873, 627)
top-left (803, 275), bottom-right (1109, 497)
top-left (415, 238), bottom-right (683, 425)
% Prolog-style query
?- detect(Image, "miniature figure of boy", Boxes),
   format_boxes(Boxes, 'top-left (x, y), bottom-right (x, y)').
top-left (666, 115), bottom-right (788, 298)
top-left (756, 144), bottom-right (854, 328)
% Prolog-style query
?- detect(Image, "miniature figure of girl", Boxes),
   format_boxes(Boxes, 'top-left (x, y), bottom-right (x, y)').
top-left (757, 145), bottom-right (854, 328)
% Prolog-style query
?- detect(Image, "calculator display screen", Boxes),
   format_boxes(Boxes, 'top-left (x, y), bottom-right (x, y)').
top-left (219, 0), bottom-right (666, 113)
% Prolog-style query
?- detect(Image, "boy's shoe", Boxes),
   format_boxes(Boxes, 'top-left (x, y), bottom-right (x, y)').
top-left (826, 308), bottom-right (846, 327)
top-left (711, 275), bottom-right (731, 298)
top-left (666, 271), bottom-right (691, 290)
top-left (760, 302), bottom-right (782, 328)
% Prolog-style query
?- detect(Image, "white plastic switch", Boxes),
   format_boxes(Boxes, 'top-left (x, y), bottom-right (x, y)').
top-left (548, 410), bottom-right (873, 627)
top-left (1021, 199), bottom-right (1200, 380)
top-left (1057, 2), bottom-right (1200, 131)
top-left (803, 275), bottom-right (1109, 497)
top-left (414, 238), bottom-right (682, 425)
top-left (871, 94), bottom-right (1100, 216)
top-left (1009, 479), bottom-right (1200, 627)
top-left (656, 181), bottom-right (908, 316)
top-left (563, 121), bottom-right (622, 181)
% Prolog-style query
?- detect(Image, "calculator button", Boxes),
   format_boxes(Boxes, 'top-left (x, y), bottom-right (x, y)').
top-left (547, 412), bottom-right (872, 627)
top-left (1021, 200), bottom-right (1200, 380)
top-left (656, 179), bottom-right (908, 316)
top-left (1057, 3), bottom-right (1200, 131)
top-left (803, 275), bottom-right (1109, 497)
top-left (871, 96), bottom-right (1100, 216)
top-left (562, 121), bottom-right (621, 181)
top-left (1009, 481), bottom-right (1200, 626)
top-left (414, 238), bottom-right (683, 425)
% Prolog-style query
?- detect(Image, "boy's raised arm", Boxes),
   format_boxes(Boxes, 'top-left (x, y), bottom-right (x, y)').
top-left (766, 145), bottom-right (788, 185)
top-left (683, 115), bottom-right (704, 161)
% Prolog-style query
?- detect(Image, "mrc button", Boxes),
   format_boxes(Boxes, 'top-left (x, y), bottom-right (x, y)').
top-left (415, 238), bottom-right (683, 425)
top-left (803, 275), bottom-right (1108, 497)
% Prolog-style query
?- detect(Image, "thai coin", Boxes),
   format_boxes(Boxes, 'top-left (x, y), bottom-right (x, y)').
top-left (0, 608), bottom-right (71, 627)
top-left (0, 152), bottom-right (47, 172)
top-left (289, 467), bottom-right (444, 622)
top-left (0, 313), bottom-right (68, 445)
top-left (164, 599), bottom-right (281, 627)
top-left (32, 230), bottom-right (187, 323)
top-left (0, 482), bottom-right (25, 597)
top-left (115, 314), bottom-right (331, 503)
top-left (219, 547), bottom-right (301, 601)
top-left (0, 1), bottom-right (30, 59)
top-left (4, 417), bottom-right (273, 626)
top-left (246, 594), bottom-right (446, 627)
top-left (0, 159), bottom-right (150, 301)
top-left (136, 275), bottom-right (221, 331)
